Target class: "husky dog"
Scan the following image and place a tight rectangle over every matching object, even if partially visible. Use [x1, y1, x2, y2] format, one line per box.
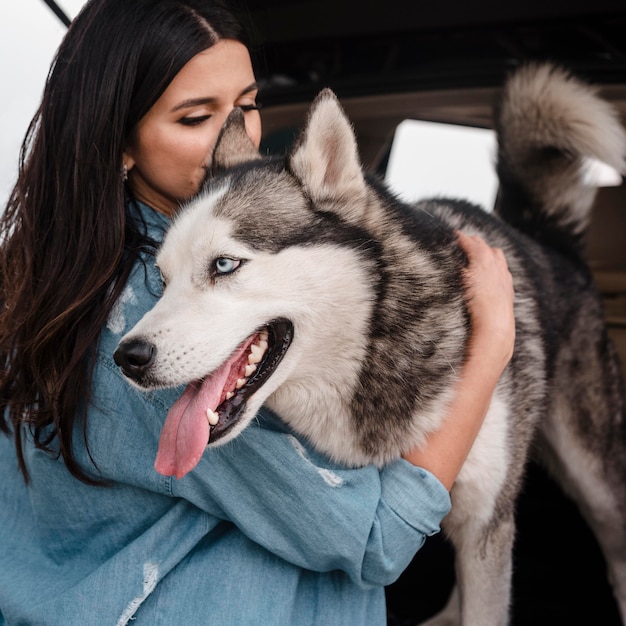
[114, 64, 626, 625]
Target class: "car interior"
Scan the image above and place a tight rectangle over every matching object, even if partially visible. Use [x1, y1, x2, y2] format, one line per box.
[242, 1, 626, 623]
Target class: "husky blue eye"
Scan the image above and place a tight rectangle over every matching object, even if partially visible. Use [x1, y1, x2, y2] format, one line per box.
[215, 257, 240, 274]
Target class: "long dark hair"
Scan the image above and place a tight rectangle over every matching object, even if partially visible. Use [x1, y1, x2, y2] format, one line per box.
[0, 0, 250, 483]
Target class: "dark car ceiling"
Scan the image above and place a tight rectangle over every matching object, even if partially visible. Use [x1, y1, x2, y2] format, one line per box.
[42, 0, 626, 106]
[239, 0, 626, 105]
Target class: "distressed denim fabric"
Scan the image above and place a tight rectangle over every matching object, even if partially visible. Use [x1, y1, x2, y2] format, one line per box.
[0, 202, 450, 626]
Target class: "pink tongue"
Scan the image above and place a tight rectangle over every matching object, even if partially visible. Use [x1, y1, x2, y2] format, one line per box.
[155, 339, 255, 479]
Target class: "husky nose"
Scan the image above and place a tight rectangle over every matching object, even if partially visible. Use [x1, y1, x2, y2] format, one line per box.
[113, 338, 156, 380]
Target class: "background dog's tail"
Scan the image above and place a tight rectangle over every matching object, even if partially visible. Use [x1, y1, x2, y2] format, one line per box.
[494, 62, 626, 253]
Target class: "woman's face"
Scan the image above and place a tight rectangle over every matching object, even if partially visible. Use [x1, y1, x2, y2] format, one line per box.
[124, 39, 262, 217]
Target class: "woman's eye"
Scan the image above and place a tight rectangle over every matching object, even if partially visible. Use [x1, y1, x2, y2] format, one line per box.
[214, 257, 241, 275]
[178, 115, 211, 126]
[238, 102, 262, 113]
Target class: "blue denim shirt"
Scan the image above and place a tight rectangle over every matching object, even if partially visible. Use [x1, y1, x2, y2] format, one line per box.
[0, 201, 450, 625]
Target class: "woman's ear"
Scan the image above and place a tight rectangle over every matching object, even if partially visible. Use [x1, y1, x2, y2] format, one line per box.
[122, 151, 135, 173]
[122, 151, 135, 181]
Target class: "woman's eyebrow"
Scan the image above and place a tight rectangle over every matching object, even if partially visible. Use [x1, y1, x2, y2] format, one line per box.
[171, 97, 217, 113]
[240, 81, 259, 96]
[171, 83, 259, 113]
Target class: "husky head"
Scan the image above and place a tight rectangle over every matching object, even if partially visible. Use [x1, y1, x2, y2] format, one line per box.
[114, 91, 389, 478]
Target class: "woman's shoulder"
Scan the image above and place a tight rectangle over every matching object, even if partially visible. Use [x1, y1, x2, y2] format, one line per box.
[105, 200, 169, 335]
[95, 201, 175, 410]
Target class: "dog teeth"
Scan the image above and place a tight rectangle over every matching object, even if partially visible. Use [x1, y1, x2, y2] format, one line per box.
[248, 330, 270, 367]
[249, 343, 264, 364]
[206, 408, 219, 426]
[218, 331, 267, 403]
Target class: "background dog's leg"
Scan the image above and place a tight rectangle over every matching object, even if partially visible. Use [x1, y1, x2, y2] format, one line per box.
[537, 426, 626, 623]
[416, 514, 516, 626]
[600, 526, 626, 623]
[454, 515, 515, 626]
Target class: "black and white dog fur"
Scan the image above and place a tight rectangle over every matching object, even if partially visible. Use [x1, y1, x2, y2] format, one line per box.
[114, 64, 626, 624]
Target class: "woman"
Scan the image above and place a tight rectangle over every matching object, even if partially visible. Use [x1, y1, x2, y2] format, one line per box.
[0, 0, 514, 624]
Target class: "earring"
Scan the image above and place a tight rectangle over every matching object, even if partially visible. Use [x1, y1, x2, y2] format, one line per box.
[122, 162, 128, 182]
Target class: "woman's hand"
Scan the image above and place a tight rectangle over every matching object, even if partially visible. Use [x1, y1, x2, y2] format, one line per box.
[402, 231, 515, 490]
[457, 231, 515, 377]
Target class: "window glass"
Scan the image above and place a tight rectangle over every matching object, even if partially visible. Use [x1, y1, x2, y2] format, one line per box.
[385, 119, 498, 212]
[0, 1, 85, 206]
[384, 118, 622, 215]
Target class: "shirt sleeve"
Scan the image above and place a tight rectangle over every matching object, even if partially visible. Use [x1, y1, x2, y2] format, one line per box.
[170, 409, 451, 588]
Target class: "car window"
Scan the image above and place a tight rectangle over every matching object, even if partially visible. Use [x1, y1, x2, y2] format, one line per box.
[0, 1, 86, 207]
[385, 120, 498, 211]
[384, 118, 623, 214]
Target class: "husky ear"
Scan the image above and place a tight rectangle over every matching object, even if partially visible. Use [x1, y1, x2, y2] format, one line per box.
[211, 108, 262, 171]
[288, 89, 367, 219]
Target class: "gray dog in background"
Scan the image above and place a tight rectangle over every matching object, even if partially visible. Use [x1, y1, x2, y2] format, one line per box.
[115, 64, 626, 624]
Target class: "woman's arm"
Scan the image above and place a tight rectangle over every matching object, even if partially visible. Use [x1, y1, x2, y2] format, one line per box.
[402, 232, 515, 489]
